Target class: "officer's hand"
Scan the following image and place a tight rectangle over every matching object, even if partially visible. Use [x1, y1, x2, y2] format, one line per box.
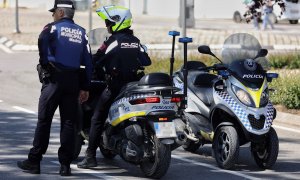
[79, 90, 89, 104]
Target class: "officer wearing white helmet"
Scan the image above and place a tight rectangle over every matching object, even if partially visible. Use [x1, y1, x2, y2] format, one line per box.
[77, 5, 151, 168]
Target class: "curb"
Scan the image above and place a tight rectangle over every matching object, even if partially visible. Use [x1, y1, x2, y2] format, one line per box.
[0, 36, 38, 52]
[275, 111, 300, 127]
[1, 36, 300, 52]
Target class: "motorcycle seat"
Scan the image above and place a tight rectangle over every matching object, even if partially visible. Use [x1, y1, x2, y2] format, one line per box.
[189, 73, 217, 107]
[138, 72, 172, 86]
[193, 73, 217, 88]
[177, 69, 216, 106]
[180, 60, 207, 71]
[115, 73, 173, 100]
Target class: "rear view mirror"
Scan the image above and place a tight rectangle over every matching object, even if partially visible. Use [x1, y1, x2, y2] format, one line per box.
[198, 45, 212, 55]
[254, 49, 268, 59]
[198, 45, 222, 63]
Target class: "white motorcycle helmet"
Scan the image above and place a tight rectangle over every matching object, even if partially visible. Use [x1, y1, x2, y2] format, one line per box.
[96, 5, 132, 32]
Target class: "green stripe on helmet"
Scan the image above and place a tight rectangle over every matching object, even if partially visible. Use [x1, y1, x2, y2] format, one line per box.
[112, 19, 132, 31]
[96, 11, 108, 20]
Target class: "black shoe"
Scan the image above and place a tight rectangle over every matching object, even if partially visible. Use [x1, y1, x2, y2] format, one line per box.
[59, 164, 71, 176]
[17, 159, 40, 174]
[77, 156, 97, 169]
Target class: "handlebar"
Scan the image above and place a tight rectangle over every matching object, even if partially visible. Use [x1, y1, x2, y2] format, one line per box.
[198, 64, 227, 71]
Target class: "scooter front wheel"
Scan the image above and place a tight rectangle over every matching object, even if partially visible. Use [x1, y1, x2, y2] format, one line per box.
[99, 145, 117, 159]
[213, 126, 239, 169]
[99, 130, 117, 159]
[251, 127, 279, 169]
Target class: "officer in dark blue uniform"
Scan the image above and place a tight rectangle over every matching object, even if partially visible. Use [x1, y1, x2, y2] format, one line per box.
[17, 0, 92, 176]
[77, 5, 151, 169]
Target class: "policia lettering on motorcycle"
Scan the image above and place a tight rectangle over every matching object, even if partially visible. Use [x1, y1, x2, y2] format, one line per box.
[77, 5, 151, 168]
[17, 0, 93, 176]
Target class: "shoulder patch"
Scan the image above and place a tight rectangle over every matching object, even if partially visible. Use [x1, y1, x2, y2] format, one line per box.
[50, 25, 56, 33]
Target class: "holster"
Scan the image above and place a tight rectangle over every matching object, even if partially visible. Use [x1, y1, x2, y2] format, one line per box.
[36, 64, 51, 83]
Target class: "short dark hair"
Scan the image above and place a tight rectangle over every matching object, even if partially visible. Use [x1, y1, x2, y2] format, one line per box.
[57, 7, 75, 19]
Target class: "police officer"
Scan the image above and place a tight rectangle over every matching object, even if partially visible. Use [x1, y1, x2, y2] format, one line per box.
[262, 0, 275, 30]
[17, 0, 92, 176]
[244, 0, 262, 29]
[77, 5, 151, 168]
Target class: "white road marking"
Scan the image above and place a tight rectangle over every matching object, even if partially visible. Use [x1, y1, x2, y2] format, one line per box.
[0, 100, 3, 103]
[12, 106, 300, 135]
[172, 155, 260, 180]
[51, 161, 122, 180]
[11, 106, 62, 121]
[8, 105, 300, 179]
[12, 106, 36, 114]
[0, 44, 13, 53]
[273, 125, 300, 134]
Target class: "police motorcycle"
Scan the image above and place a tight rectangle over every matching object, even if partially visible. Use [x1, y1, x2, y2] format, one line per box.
[75, 28, 185, 179]
[171, 32, 279, 170]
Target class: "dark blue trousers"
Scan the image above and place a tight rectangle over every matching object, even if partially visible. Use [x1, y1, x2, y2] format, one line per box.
[28, 71, 79, 165]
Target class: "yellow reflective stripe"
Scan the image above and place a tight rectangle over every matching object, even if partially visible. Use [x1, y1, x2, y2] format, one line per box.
[200, 130, 214, 141]
[96, 11, 108, 20]
[111, 111, 146, 126]
[112, 19, 132, 31]
[244, 79, 266, 108]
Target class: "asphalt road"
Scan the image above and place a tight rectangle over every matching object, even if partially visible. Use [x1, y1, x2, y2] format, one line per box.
[1, 51, 300, 179]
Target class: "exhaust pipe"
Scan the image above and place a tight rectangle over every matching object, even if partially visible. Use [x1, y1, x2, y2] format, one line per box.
[178, 133, 187, 141]
[176, 132, 187, 145]
[174, 118, 198, 144]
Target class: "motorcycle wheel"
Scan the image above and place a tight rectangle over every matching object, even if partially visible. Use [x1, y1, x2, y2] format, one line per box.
[99, 129, 117, 159]
[99, 145, 117, 159]
[213, 126, 239, 169]
[182, 139, 201, 153]
[140, 135, 171, 179]
[251, 127, 278, 169]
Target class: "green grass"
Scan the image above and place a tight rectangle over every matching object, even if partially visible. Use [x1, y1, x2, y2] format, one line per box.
[144, 54, 217, 74]
[269, 70, 300, 109]
[269, 53, 300, 69]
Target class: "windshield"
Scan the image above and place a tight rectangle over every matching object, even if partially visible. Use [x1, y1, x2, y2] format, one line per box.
[221, 33, 269, 70]
[87, 28, 109, 53]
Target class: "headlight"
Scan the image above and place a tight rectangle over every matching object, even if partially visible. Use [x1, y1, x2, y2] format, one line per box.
[232, 85, 255, 107]
[260, 89, 269, 107]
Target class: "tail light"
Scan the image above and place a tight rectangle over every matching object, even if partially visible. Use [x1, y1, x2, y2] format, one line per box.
[129, 97, 160, 105]
[171, 97, 182, 103]
[159, 117, 168, 121]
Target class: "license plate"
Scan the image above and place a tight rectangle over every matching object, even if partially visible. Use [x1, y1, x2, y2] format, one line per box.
[154, 122, 177, 138]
